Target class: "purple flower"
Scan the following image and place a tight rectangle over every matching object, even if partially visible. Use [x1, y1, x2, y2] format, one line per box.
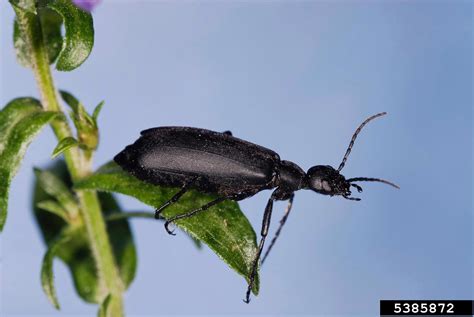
[73, 0, 101, 11]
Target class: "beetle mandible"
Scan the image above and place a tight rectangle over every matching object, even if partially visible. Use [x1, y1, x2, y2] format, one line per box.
[114, 112, 399, 303]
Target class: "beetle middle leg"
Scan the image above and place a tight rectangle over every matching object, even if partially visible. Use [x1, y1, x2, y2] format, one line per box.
[163, 197, 227, 235]
[154, 178, 198, 219]
[244, 194, 276, 303]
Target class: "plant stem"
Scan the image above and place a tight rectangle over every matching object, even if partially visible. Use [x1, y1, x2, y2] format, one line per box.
[106, 211, 155, 222]
[15, 9, 124, 315]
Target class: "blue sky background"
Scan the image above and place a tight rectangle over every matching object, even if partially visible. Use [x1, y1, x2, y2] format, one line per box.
[0, 1, 472, 316]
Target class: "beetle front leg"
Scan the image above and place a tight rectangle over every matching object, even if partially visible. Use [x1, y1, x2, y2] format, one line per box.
[261, 193, 294, 265]
[244, 194, 275, 303]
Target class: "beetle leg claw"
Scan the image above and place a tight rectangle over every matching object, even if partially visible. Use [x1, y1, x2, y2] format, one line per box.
[164, 221, 176, 235]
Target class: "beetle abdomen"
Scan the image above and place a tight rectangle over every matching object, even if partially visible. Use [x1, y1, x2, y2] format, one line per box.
[114, 127, 280, 196]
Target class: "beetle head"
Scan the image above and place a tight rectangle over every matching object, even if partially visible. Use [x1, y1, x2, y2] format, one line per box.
[306, 165, 354, 198]
[306, 112, 399, 201]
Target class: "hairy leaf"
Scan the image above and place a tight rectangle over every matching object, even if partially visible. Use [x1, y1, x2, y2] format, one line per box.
[41, 229, 71, 309]
[51, 137, 79, 158]
[13, 19, 33, 68]
[0, 98, 58, 230]
[38, 6, 63, 64]
[33, 160, 137, 303]
[44, 0, 94, 71]
[59, 91, 98, 150]
[76, 161, 260, 294]
[10, 1, 39, 68]
[11, 0, 92, 70]
[9, 0, 36, 14]
[13, 3, 61, 67]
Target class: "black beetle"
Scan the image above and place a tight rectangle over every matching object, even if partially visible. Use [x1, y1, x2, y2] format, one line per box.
[114, 112, 399, 303]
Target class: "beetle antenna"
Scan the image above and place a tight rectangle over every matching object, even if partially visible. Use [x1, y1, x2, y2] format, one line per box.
[347, 177, 400, 189]
[337, 112, 387, 172]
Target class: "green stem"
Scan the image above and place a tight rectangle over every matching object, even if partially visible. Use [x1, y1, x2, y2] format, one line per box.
[106, 211, 155, 222]
[14, 8, 124, 315]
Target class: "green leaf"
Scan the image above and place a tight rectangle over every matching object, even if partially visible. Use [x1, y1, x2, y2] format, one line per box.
[92, 101, 104, 124]
[96, 294, 121, 317]
[97, 294, 112, 317]
[59, 91, 98, 150]
[13, 19, 33, 68]
[34, 167, 79, 220]
[190, 236, 203, 249]
[38, 6, 63, 64]
[9, 0, 36, 14]
[44, 0, 94, 71]
[59, 90, 80, 112]
[41, 229, 71, 309]
[59, 90, 95, 128]
[37, 200, 70, 223]
[11, 0, 90, 69]
[13, 5, 61, 67]
[51, 136, 79, 158]
[0, 97, 59, 231]
[10, 1, 40, 68]
[76, 161, 260, 294]
[33, 160, 137, 303]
